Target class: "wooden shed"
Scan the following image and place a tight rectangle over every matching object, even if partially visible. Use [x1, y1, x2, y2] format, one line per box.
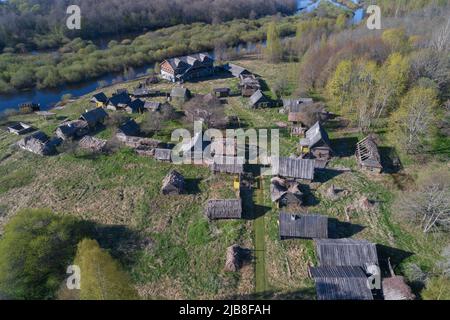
[210, 157, 244, 175]
[205, 199, 242, 220]
[356, 136, 383, 173]
[213, 87, 231, 98]
[91, 92, 108, 107]
[19, 102, 40, 114]
[17, 131, 57, 156]
[80, 108, 108, 128]
[125, 99, 145, 114]
[161, 170, 185, 195]
[272, 157, 315, 181]
[249, 90, 271, 108]
[56, 120, 89, 140]
[314, 239, 379, 270]
[107, 92, 131, 111]
[7, 122, 33, 135]
[118, 119, 140, 137]
[279, 213, 328, 240]
[154, 148, 172, 162]
[309, 266, 374, 300]
[299, 122, 332, 161]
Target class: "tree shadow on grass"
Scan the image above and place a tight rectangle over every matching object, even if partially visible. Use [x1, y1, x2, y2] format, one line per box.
[379, 146, 402, 174]
[314, 168, 344, 184]
[184, 178, 202, 195]
[376, 244, 415, 277]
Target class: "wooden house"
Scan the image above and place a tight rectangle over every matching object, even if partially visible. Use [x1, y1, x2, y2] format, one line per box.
[356, 136, 383, 173]
[227, 63, 251, 78]
[118, 119, 140, 137]
[270, 177, 303, 208]
[213, 87, 231, 98]
[125, 99, 145, 114]
[107, 92, 131, 111]
[90, 92, 108, 107]
[309, 266, 374, 300]
[154, 148, 172, 162]
[144, 101, 161, 112]
[56, 120, 89, 140]
[19, 102, 40, 114]
[205, 199, 242, 220]
[314, 238, 379, 271]
[161, 170, 185, 195]
[170, 87, 191, 102]
[160, 53, 214, 82]
[279, 213, 328, 240]
[80, 108, 108, 128]
[272, 157, 315, 181]
[299, 122, 332, 161]
[17, 131, 58, 156]
[249, 90, 271, 109]
[7, 122, 33, 135]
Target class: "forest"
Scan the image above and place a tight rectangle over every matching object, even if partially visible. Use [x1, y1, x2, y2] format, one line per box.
[0, 0, 297, 51]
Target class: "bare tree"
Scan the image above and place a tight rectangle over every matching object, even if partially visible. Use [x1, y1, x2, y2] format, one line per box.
[431, 17, 450, 52]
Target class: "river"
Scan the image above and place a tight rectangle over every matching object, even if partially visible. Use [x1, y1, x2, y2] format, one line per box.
[0, 1, 364, 112]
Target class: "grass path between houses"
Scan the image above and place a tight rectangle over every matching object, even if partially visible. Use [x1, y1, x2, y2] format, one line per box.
[254, 177, 268, 294]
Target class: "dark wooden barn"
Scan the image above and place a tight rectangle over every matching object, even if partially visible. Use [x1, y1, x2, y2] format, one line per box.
[309, 266, 374, 300]
[272, 157, 315, 181]
[205, 199, 242, 220]
[80, 108, 108, 128]
[279, 213, 328, 240]
[314, 239, 379, 270]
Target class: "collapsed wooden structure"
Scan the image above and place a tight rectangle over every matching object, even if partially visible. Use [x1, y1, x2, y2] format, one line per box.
[270, 177, 303, 208]
[356, 136, 383, 173]
[205, 199, 242, 220]
[17, 131, 59, 156]
[161, 170, 185, 195]
[279, 213, 328, 240]
[78, 135, 107, 153]
[224, 244, 247, 272]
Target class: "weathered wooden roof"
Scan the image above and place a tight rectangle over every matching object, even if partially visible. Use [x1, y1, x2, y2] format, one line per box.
[279, 213, 328, 239]
[17, 131, 56, 156]
[144, 101, 161, 111]
[92, 92, 108, 103]
[300, 121, 331, 148]
[356, 136, 382, 169]
[249, 90, 266, 106]
[310, 266, 374, 300]
[154, 148, 172, 161]
[283, 98, 314, 112]
[315, 239, 379, 269]
[205, 199, 242, 220]
[78, 135, 107, 152]
[210, 157, 244, 174]
[228, 63, 250, 77]
[108, 92, 131, 106]
[80, 108, 108, 126]
[118, 119, 140, 136]
[171, 86, 190, 98]
[272, 157, 315, 180]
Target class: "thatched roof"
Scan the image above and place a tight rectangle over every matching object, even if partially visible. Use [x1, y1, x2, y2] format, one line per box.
[356, 136, 382, 171]
[161, 170, 185, 195]
[78, 136, 107, 152]
[224, 245, 246, 272]
[210, 156, 244, 174]
[382, 276, 415, 300]
[272, 157, 315, 180]
[315, 239, 379, 270]
[205, 199, 242, 220]
[300, 121, 331, 149]
[279, 213, 328, 239]
[154, 148, 172, 161]
[310, 266, 374, 300]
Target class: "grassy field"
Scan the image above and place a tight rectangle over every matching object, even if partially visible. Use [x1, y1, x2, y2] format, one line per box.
[0, 55, 448, 299]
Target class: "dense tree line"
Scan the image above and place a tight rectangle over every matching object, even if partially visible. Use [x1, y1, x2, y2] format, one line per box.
[0, 0, 297, 51]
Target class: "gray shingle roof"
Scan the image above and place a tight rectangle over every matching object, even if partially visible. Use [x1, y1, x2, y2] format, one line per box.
[300, 121, 331, 148]
[249, 90, 265, 106]
[279, 213, 328, 239]
[205, 199, 242, 220]
[315, 239, 379, 269]
[272, 157, 315, 180]
[310, 266, 374, 300]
